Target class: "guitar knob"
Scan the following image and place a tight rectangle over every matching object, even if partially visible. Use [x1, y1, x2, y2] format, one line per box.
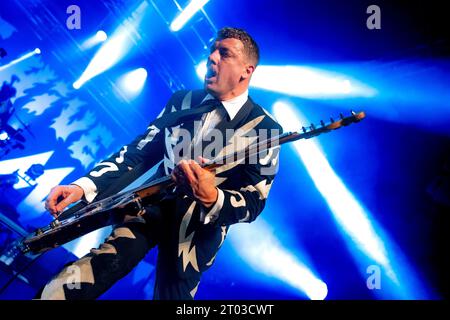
[50, 219, 61, 229]
[35, 228, 43, 236]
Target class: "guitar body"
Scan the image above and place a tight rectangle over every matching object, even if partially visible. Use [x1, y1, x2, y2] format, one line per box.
[21, 179, 173, 254]
[22, 197, 138, 254]
[23, 203, 135, 254]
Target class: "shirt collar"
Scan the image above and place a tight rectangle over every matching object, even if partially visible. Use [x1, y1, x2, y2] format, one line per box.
[201, 90, 249, 121]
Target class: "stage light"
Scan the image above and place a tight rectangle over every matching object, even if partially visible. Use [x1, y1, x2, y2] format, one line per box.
[96, 30, 108, 42]
[273, 100, 391, 263]
[0, 48, 42, 72]
[0, 131, 8, 141]
[230, 218, 328, 300]
[117, 67, 148, 98]
[80, 30, 108, 50]
[72, 81, 81, 90]
[272, 100, 429, 299]
[25, 164, 45, 180]
[73, 1, 148, 89]
[194, 62, 374, 99]
[196, 59, 207, 79]
[170, 0, 210, 32]
[252, 65, 375, 99]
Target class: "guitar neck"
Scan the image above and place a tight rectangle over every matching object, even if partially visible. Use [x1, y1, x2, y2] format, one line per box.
[112, 132, 288, 201]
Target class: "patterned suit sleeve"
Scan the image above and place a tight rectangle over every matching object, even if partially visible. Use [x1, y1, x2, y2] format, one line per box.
[203, 122, 283, 226]
[72, 91, 186, 202]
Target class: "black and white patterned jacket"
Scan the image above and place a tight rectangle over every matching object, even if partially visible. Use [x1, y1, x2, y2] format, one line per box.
[73, 89, 283, 279]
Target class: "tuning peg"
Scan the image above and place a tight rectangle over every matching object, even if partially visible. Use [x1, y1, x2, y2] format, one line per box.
[302, 126, 307, 133]
[320, 120, 325, 127]
[340, 113, 344, 119]
[330, 117, 335, 123]
[351, 110, 356, 115]
[310, 123, 316, 130]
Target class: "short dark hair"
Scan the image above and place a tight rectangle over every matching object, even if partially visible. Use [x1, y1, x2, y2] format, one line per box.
[216, 27, 260, 66]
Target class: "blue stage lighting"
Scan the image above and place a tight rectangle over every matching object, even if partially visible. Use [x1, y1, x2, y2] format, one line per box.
[73, 1, 148, 89]
[0, 131, 9, 141]
[196, 59, 207, 79]
[96, 30, 108, 42]
[272, 100, 430, 299]
[252, 65, 376, 99]
[80, 31, 108, 50]
[194, 62, 375, 99]
[72, 80, 81, 90]
[230, 219, 328, 300]
[0, 48, 41, 71]
[170, 0, 211, 32]
[117, 67, 148, 98]
[273, 101, 390, 264]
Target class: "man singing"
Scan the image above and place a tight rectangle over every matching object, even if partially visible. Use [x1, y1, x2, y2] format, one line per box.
[37, 27, 283, 300]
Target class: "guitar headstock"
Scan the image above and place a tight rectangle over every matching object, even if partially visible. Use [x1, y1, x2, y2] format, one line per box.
[281, 110, 366, 143]
[327, 111, 366, 129]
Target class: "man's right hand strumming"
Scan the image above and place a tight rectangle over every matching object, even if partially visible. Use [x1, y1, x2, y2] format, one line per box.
[45, 185, 84, 218]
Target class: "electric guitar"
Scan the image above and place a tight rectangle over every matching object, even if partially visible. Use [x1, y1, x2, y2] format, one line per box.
[9, 111, 366, 256]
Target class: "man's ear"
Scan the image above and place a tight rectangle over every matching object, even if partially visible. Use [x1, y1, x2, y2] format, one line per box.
[241, 64, 255, 80]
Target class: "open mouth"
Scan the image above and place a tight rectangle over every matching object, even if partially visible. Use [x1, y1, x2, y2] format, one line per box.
[205, 68, 217, 79]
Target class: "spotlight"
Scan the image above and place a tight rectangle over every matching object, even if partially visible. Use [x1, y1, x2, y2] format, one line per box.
[230, 219, 328, 300]
[252, 65, 375, 98]
[272, 100, 390, 266]
[73, 1, 149, 88]
[80, 30, 109, 50]
[194, 62, 375, 98]
[170, 0, 211, 32]
[72, 81, 81, 90]
[117, 67, 147, 98]
[271, 100, 430, 299]
[0, 131, 8, 141]
[195, 60, 207, 79]
[95, 30, 108, 42]
[0, 48, 42, 72]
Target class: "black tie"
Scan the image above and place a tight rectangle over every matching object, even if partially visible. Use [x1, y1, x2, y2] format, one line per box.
[150, 98, 223, 130]
[192, 100, 230, 161]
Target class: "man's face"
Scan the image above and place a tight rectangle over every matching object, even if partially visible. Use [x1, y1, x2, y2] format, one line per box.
[204, 38, 252, 100]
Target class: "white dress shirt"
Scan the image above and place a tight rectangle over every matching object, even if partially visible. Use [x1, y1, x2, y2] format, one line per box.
[194, 90, 249, 223]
